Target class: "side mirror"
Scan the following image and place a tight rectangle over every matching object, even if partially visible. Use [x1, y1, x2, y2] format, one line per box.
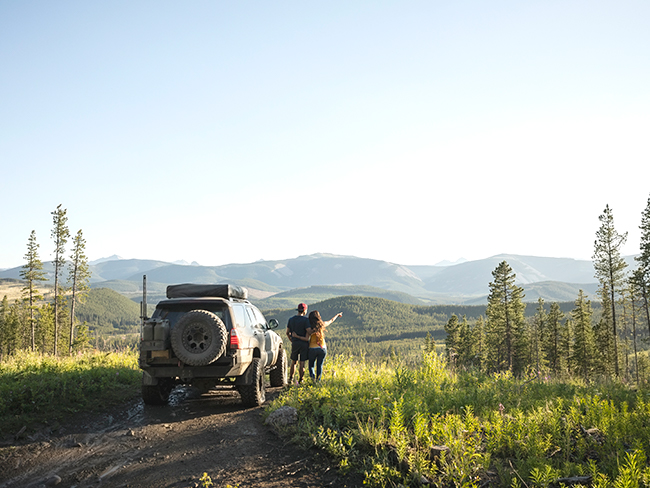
[268, 318, 279, 330]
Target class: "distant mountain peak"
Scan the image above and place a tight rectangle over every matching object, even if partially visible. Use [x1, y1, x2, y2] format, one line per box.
[89, 255, 124, 265]
[435, 258, 468, 267]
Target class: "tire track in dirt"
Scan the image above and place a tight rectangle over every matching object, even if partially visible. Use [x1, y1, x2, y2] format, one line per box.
[0, 386, 363, 488]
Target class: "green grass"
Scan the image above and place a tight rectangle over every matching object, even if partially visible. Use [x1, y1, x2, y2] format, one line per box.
[0, 349, 141, 437]
[268, 354, 650, 487]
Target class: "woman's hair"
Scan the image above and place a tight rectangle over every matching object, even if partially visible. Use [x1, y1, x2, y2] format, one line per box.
[309, 310, 325, 331]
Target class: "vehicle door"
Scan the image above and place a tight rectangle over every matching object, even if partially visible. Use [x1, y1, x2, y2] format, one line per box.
[247, 305, 275, 367]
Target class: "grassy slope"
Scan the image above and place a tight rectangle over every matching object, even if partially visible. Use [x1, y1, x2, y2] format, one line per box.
[270, 355, 650, 487]
[0, 350, 140, 438]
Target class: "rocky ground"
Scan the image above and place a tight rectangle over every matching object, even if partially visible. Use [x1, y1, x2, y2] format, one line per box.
[0, 386, 364, 488]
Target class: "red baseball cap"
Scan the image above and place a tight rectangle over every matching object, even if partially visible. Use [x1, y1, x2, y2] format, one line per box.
[297, 303, 307, 312]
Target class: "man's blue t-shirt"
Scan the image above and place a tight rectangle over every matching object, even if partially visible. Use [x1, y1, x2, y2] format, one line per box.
[287, 315, 310, 345]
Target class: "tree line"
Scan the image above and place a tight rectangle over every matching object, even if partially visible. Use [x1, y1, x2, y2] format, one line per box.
[445, 196, 650, 383]
[0, 205, 91, 358]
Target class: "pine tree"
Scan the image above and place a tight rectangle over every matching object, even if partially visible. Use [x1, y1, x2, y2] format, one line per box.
[424, 331, 436, 354]
[0, 296, 8, 360]
[559, 318, 573, 377]
[593, 204, 628, 376]
[531, 298, 547, 373]
[486, 261, 527, 373]
[457, 315, 473, 367]
[473, 315, 487, 371]
[36, 303, 55, 354]
[444, 314, 460, 368]
[19, 230, 47, 352]
[544, 302, 565, 375]
[635, 194, 650, 335]
[594, 285, 615, 376]
[67, 229, 91, 354]
[1, 299, 21, 356]
[570, 290, 595, 382]
[629, 274, 643, 385]
[51, 204, 70, 356]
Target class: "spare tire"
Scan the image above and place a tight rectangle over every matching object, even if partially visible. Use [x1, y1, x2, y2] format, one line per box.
[171, 310, 227, 366]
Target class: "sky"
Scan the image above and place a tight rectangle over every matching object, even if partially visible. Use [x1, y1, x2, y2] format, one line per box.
[1, 1, 649, 270]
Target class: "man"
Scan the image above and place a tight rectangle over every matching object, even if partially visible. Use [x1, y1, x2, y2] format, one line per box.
[286, 302, 310, 385]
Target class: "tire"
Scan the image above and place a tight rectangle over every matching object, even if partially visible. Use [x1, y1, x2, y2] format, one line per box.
[269, 349, 287, 387]
[170, 310, 227, 366]
[142, 378, 174, 405]
[239, 358, 266, 407]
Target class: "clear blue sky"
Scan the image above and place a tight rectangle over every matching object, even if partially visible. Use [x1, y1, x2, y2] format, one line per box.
[2, 1, 649, 269]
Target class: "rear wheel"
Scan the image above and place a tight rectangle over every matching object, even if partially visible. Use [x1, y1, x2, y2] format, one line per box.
[142, 378, 174, 405]
[269, 349, 287, 387]
[239, 358, 266, 407]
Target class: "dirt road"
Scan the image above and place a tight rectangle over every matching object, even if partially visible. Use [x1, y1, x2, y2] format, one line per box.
[0, 386, 363, 488]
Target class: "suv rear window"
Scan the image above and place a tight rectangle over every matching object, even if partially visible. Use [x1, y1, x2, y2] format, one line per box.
[152, 303, 228, 329]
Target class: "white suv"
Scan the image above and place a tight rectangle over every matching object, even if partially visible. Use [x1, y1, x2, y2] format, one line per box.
[138, 284, 286, 407]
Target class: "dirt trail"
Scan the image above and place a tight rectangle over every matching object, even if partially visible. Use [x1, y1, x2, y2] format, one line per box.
[0, 386, 363, 488]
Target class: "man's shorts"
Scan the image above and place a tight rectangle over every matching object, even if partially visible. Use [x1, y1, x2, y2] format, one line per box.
[290, 342, 309, 362]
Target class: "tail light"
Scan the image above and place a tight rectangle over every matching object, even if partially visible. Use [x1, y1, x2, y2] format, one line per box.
[229, 328, 240, 349]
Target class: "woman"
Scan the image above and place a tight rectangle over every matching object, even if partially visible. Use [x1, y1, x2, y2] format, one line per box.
[306, 310, 342, 382]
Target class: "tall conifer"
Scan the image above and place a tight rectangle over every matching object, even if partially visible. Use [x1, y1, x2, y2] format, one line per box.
[544, 302, 565, 376]
[20, 231, 46, 351]
[51, 204, 70, 356]
[570, 290, 595, 382]
[68, 229, 91, 354]
[593, 204, 627, 376]
[635, 194, 650, 334]
[486, 261, 526, 373]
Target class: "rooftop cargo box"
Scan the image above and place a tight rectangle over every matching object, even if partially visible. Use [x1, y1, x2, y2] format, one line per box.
[166, 284, 248, 300]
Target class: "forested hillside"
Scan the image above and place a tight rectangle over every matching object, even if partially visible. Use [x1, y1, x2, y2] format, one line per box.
[75, 288, 141, 335]
[263, 295, 594, 361]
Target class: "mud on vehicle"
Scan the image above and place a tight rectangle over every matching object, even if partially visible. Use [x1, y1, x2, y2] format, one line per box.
[138, 280, 287, 407]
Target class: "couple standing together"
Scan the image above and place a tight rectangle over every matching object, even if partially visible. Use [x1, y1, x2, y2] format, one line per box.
[286, 302, 342, 384]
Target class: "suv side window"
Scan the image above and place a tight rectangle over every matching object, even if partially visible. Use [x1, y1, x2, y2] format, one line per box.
[246, 305, 264, 330]
[231, 304, 246, 329]
[251, 306, 268, 329]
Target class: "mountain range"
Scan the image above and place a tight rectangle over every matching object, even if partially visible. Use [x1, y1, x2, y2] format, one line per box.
[1, 252, 638, 305]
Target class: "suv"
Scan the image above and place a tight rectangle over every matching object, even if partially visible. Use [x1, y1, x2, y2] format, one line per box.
[138, 283, 287, 407]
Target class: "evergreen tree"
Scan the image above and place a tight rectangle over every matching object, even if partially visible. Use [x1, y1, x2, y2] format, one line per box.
[594, 285, 615, 376]
[531, 298, 547, 373]
[558, 318, 573, 377]
[51, 204, 70, 356]
[570, 290, 595, 382]
[20, 230, 46, 352]
[631, 268, 650, 338]
[1, 300, 21, 356]
[444, 314, 460, 368]
[544, 302, 565, 375]
[67, 229, 91, 354]
[635, 194, 650, 335]
[593, 204, 628, 376]
[457, 315, 473, 367]
[0, 296, 8, 360]
[424, 331, 435, 354]
[486, 261, 527, 373]
[473, 315, 487, 371]
[36, 303, 55, 354]
[629, 274, 642, 385]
